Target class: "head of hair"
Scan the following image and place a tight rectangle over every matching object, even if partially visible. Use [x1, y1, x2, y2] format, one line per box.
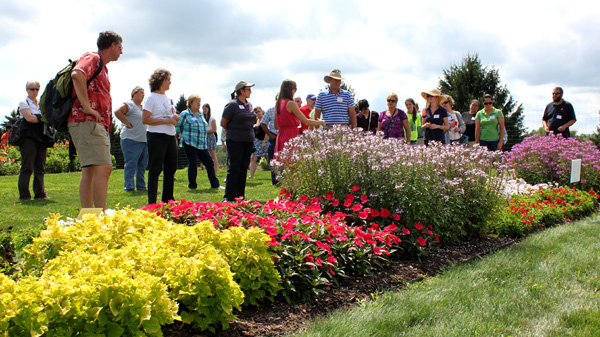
[357, 99, 369, 111]
[554, 87, 564, 95]
[444, 95, 455, 107]
[97, 31, 122, 51]
[149, 68, 171, 92]
[202, 103, 211, 121]
[470, 99, 480, 105]
[386, 92, 399, 102]
[483, 93, 493, 101]
[187, 94, 201, 109]
[276, 79, 297, 114]
[25, 80, 40, 90]
[405, 98, 417, 122]
[131, 86, 144, 98]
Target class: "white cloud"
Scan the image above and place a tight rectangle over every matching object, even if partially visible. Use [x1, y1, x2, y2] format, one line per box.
[1, 0, 598, 135]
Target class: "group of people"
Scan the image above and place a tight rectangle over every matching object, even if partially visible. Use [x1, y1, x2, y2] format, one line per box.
[13, 30, 577, 210]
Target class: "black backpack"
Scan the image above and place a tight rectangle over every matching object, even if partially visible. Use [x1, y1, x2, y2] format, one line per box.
[8, 108, 26, 146]
[39, 57, 103, 132]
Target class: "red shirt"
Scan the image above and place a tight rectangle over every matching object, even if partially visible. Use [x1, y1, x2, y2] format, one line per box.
[299, 105, 312, 131]
[67, 52, 112, 130]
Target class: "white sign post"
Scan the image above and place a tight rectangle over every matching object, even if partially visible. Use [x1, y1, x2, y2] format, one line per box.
[570, 159, 582, 184]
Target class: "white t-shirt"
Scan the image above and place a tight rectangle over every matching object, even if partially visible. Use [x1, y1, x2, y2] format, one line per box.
[205, 115, 216, 132]
[18, 97, 41, 116]
[143, 93, 176, 136]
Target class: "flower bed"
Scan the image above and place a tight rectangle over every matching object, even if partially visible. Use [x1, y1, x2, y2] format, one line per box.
[504, 134, 600, 191]
[272, 127, 507, 241]
[489, 186, 598, 237]
[141, 190, 438, 303]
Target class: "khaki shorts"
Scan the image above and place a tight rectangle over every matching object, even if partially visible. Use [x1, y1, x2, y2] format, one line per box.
[68, 121, 111, 167]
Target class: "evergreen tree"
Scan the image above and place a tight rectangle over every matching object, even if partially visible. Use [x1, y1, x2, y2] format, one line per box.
[439, 53, 527, 150]
[1, 110, 18, 129]
[175, 94, 187, 114]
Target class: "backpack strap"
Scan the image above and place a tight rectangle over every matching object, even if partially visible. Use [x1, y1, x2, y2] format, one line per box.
[87, 56, 104, 85]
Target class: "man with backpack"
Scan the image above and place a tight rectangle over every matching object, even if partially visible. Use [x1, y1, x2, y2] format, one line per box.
[68, 31, 123, 210]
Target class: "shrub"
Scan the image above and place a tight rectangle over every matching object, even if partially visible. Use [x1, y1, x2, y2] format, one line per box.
[272, 127, 506, 242]
[0, 146, 20, 176]
[13, 209, 280, 333]
[488, 186, 599, 237]
[504, 134, 600, 191]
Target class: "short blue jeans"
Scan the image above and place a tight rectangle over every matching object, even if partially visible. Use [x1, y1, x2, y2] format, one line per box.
[120, 138, 148, 191]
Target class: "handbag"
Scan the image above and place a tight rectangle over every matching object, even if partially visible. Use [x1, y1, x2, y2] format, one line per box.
[8, 108, 27, 146]
[42, 123, 56, 147]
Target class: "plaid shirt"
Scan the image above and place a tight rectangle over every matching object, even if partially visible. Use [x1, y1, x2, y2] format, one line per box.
[176, 109, 208, 150]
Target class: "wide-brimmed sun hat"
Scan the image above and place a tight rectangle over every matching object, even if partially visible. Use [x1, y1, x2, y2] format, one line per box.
[421, 89, 442, 100]
[324, 69, 345, 83]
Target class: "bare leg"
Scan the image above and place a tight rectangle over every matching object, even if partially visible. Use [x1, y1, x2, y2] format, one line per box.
[209, 149, 218, 174]
[249, 155, 258, 179]
[79, 164, 112, 210]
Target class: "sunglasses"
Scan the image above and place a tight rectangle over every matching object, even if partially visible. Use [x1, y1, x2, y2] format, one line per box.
[552, 92, 561, 95]
[28, 88, 40, 91]
[442, 101, 449, 104]
[387, 99, 397, 103]
[483, 102, 493, 105]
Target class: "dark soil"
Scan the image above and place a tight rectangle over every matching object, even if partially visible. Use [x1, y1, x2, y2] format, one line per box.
[162, 235, 518, 337]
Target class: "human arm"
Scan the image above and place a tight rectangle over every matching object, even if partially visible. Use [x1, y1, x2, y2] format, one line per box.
[71, 69, 100, 121]
[498, 117, 505, 149]
[475, 119, 481, 143]
[287, 101, 326, 127]
[142, 109, 178, 126]
[19, 108, 41, 124]
[313, 108, 322, 120]
[207, 118, 217, 134]
[348, 106, 357, 128]
[114, 104, 132, 128]
[403, 118, 411, 141]
[557, 119, 576, 133]
[456, 113, 466, 133]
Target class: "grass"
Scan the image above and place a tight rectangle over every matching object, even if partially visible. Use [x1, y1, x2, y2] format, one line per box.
[0, 167, 279, 232]
[296, 214, 600, 337]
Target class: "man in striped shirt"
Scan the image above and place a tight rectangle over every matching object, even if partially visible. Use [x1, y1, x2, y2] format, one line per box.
[314, 69, 356, 128]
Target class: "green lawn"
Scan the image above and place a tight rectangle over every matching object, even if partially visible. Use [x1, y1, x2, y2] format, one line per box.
[0, 168, 279, 232]
[296, 214, 600, 337]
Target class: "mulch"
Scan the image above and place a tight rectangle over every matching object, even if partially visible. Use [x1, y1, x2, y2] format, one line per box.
[162, 235, 518, 337]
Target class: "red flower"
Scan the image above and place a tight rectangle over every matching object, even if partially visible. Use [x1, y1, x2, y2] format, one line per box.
[345, 194, 355, 202]
[279, 188, 286, 195]
[417, 237, 426, 246]
[392, 213, 401, 221]
[327, 255, 338, 264]
[373, 246, 382, 255]
[326, 191, 334, 200]
[332, 199, 340, 207]
[360, 194, 368, 204]
[402, 227, 410, 235]
[299, 195, 309, 203]
[358, 209, 369, 219]
[352, 204, 363, 212]
[352, 185, 360, 192]
[415, 222, 424, 230]
[380, 208, 391, 218]
[371, 209, 380, 217]
[344, 199, 352, 207]
[435, 235, 440, 243]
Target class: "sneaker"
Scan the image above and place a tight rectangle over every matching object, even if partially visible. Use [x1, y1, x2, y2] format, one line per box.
[218, 186, 226, 190]
[34, 193, 48, 199]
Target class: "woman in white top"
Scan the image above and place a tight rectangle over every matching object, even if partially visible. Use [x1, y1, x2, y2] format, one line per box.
[202, 103, 219, 174]
[142, 69, 179, 204]
[17, 80, 48, 200]
[442, 95, 465, 145]
[114, 86, 148, 191]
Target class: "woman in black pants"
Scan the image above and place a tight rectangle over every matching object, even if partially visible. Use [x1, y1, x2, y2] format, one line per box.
[142, 69, 179, 204]
[220, 81, 256, 202]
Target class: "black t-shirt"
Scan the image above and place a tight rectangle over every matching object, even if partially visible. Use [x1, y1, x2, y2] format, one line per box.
[543, 101, 576, 138]
[222, 98, 256, 142]
[424, 106, 448, 143]
[254, 124, 266, 140]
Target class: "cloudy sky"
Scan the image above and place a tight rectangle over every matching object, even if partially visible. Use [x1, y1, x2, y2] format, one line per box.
[1, 0, 599, 134]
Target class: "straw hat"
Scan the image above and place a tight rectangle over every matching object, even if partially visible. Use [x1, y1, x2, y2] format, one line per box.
[324, 69, 345, 83]
[421, 88, 442, 100]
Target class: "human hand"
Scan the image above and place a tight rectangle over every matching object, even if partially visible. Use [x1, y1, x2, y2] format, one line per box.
[84, 107, 101, 121]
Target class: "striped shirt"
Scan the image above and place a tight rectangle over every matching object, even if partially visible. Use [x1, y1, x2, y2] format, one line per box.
[315, 89, 355, 126]
[176, 109, 208, 150]
[260, 107, 278, 135]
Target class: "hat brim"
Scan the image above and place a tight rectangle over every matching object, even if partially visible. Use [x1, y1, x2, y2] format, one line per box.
[421, 91, 441, 100]
[324, 75, 345, 83]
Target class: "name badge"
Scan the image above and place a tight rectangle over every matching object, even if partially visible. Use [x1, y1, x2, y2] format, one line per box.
[433, 114, 439, 119]
[471, 116, 476, 120]
[337, 97, 344, 103]
[557, 115, 563, 120]
[239, 105, 245, 109]
[489, 115, 495, 120]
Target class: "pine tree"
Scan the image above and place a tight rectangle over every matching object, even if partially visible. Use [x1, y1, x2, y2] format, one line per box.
[175, 94, 187, 114]
[439, 53, 527, 150]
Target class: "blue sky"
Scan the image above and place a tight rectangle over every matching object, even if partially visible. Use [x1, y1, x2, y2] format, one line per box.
[1, 0, 599, 133]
